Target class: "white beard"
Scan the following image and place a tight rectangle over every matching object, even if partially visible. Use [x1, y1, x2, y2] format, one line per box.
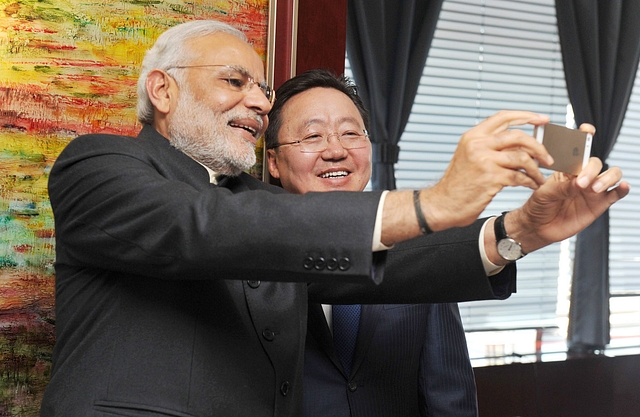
[167, 87, 261, 176]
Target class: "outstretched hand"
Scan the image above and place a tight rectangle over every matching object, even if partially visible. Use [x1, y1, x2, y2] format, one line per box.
[424, 110, 553, 231]
[509, 156, 629, 253]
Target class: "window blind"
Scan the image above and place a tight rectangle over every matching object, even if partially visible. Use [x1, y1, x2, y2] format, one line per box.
[607, 71, 640, 353]
[347, 0, 640, 360]
[393, 0, 569, 336]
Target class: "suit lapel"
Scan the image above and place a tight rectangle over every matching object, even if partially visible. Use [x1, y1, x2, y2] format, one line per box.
[217, 172, 288, 193]
[350, 304, 383, 376]
[308, 304, 384, 378]
[307, 303, 345, 375]
[216, 174, 251, 192]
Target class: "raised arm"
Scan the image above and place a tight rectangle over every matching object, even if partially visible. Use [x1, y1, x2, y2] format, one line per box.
[380, 110, 553, 245]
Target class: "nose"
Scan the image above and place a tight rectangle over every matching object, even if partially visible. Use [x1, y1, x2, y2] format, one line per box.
[321, 134, 349, 160]
[245, 83, 272, 115]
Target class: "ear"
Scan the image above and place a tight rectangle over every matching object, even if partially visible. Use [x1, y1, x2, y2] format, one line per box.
[146, 69, 175, 116]
[266, 149, 281, 179]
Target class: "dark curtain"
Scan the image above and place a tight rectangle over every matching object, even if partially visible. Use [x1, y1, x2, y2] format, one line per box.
[555, 0, 640, 354]
[346, 0, 444, 190]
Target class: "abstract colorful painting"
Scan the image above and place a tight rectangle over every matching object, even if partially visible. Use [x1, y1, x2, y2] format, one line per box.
[0, 0, 269, 414]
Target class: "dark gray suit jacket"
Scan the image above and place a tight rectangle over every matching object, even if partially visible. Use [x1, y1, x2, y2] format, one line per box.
[41, 125, 514, 417]
[304, 303, 477, 417]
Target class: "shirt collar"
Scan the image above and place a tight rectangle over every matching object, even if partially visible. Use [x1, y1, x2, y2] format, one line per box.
[195, 161, 218, 184]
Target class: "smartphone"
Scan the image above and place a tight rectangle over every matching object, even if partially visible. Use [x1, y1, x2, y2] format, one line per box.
[533, 123, 592, 175]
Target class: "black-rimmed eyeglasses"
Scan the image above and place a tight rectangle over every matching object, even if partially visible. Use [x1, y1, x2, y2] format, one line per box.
[271, 130, 370, 153]
[167, 64, 275, 104]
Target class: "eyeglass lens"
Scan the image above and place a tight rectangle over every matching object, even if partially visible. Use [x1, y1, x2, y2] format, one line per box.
[299, 132, 369, 153]
[222, 66, 274, 103]
[168, 65, 275, 104]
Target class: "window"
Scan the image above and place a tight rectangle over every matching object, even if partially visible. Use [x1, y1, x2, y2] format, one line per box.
[396, 0, 570, 365]
[607, 71, 640, 355]
[347, 0, 640, 365]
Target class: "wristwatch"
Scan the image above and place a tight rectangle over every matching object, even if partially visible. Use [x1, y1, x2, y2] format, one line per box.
[494, 211, 525, 262]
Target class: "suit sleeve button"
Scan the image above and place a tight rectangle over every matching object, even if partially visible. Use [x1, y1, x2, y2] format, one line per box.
[280, 381, 290, 396]
[348, 381, 357, 392]
[247, 280, 261, 288]
[314, 257, 326, 270]
[338, 257, 351, 271]
[262, 329, 275, 341]
[303, 256, 314, 270]
[326, 257, 338, 271]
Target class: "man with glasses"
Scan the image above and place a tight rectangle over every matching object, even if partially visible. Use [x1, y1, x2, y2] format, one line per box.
[42, 18, 629, 417]
[265, 69, 478, 417]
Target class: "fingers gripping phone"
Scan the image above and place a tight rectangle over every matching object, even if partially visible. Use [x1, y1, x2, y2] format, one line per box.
[533, 123, 593, 175]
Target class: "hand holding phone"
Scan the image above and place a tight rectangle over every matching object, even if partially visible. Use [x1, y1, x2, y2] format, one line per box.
[533, 123, 592, 175]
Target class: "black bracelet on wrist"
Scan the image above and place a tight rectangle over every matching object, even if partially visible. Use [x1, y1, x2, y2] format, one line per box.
[413, 190, 433, 235]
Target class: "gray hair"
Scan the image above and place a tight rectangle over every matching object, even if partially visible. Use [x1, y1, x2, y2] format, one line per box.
[136, 20, 247, 125]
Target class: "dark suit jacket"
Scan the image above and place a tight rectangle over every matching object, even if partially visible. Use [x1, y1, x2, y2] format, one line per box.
[41, 125, 515, 417]
[304, 303, 477, 417]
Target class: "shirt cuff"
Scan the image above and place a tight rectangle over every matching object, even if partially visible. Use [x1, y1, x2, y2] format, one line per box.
[480, 217, 504, 276]
[372, 190, 393, 252]
[372, 194, 501, 276]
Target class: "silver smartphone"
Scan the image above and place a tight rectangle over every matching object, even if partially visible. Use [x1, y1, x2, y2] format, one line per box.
[533, 123, 592, 175]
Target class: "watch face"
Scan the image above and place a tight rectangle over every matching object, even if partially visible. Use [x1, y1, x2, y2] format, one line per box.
[497, 238, 523, 261]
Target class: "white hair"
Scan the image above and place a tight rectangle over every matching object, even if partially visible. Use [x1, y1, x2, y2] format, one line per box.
[136, 20, 248, 125]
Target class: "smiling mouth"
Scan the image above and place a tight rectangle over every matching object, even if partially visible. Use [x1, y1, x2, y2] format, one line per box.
[229, 122, 258, 138]
[320, 171, 349, 179]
